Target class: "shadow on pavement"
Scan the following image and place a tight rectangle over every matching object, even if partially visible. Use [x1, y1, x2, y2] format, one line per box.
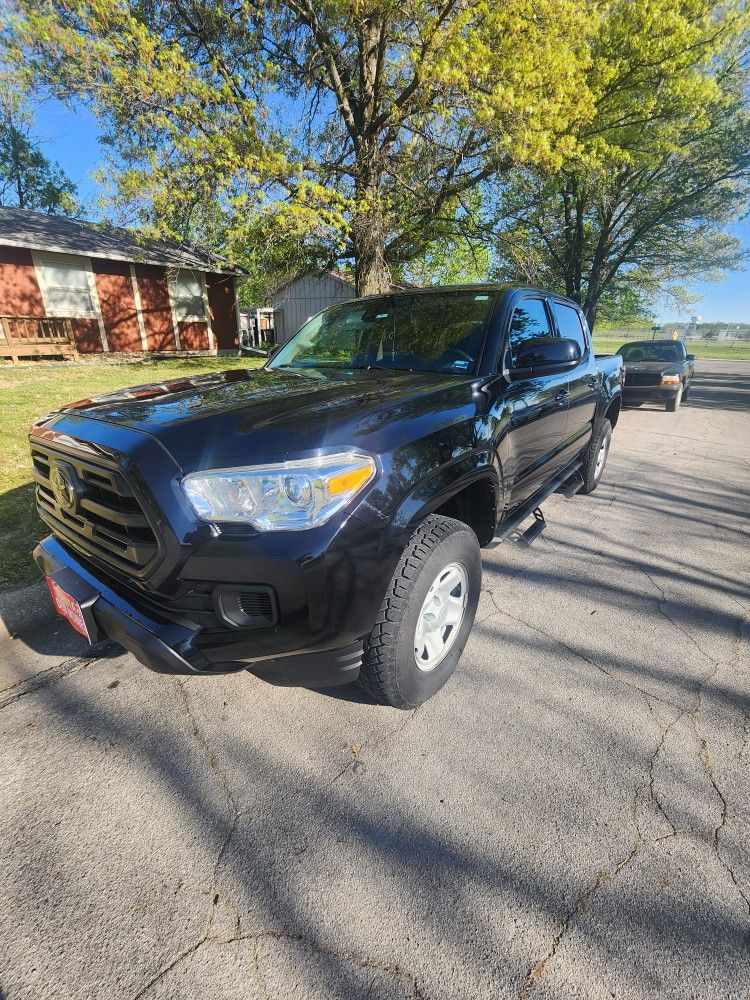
[684, 366, 750, 412]
[1, 360, 749, 997]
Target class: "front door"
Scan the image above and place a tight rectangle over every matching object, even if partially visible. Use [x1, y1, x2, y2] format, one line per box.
[500, 297, 570, 508]
[550, 299, 597, 461]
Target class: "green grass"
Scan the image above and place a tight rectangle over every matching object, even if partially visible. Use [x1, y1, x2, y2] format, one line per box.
[0, 356, 262, 593]
[593, 338, 750, 360]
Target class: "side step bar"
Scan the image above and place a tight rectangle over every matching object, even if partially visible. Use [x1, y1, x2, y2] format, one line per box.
[558, 472, 584, 498]
[518, 508, 546, 546]
[493, 460, 583, 546]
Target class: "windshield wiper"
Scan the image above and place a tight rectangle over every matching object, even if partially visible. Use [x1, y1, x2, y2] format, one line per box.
[274, 362, 349, 369]
[346, 363, 405, 371]
[275, 361, 412, 372]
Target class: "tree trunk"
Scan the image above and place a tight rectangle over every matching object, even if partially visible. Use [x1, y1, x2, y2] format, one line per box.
[7, 117, 26, 210]
[353, 186, 390, 297]
[583, 297, 598, 332]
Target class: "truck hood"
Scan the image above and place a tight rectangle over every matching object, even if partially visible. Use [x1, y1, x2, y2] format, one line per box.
[622, 360, 682, 374]
[49, 366, 477, 472]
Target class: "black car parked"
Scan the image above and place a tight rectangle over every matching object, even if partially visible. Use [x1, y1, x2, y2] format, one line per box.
[618, 339, 695, 411]
[32, 285, 622, 708]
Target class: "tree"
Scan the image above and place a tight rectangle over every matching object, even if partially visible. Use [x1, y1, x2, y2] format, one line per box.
[0, 106, 78, 215]
[594, 284, 654, 330]
[394, 190, 491, 286]
[493, 0, 750, 329]
[6, 1, 595, 295]
[396, 232, 490, 288]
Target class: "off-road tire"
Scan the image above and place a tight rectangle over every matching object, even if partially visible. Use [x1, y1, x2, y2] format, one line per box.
[666, 385, 683, 412]
[359, 515, 481, 709]
[579, 418, 612, 495]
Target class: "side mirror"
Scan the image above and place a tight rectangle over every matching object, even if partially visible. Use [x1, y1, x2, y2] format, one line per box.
[686, 354, 696, 362]
[510, 337, 581, 377]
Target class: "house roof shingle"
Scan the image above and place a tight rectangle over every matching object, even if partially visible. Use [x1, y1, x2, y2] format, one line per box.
[0, 206, 241, 274]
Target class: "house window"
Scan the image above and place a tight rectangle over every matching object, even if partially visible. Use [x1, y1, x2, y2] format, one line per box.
[170, 270, 207, 322]
[38, 257, 96, 317]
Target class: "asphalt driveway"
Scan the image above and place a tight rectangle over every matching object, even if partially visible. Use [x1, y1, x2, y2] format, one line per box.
[1, 360, 748, 1000]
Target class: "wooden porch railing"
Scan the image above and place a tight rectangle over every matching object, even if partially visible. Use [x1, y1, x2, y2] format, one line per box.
[0, 316, 78, 363]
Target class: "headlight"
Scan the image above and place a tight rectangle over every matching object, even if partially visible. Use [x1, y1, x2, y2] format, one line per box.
[182, 452, 376, 530]
[661, 374, 681, 384]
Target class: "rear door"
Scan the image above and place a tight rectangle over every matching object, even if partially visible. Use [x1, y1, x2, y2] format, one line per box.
[551, 299, 597, 460]
[501, 296, 570, 508]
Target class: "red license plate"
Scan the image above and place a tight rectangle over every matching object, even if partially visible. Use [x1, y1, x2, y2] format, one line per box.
[46, 577, 91, 643]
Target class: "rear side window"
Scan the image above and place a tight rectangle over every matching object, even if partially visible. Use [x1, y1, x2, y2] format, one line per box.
[552, 302, 587, 358]
[508, 298, 554, 368]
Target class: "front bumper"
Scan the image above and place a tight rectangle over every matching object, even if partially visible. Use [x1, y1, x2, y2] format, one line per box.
[622, 384, 681, 404]
[34, 536, 363, 687]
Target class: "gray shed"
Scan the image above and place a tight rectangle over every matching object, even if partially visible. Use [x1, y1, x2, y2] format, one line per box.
[270, 270, 416, 344]
[271, 271, 355, 345]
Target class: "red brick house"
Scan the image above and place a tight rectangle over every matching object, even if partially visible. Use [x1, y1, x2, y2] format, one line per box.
[0, 207, 242, 361]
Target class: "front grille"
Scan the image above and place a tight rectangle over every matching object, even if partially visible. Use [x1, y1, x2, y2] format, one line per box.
[31, 441, 160, 577]
[625, 371, 662, 386]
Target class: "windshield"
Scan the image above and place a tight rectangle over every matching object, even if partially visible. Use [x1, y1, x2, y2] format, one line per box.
[268, 290, 496, 375]
[617, 341, 685, 363]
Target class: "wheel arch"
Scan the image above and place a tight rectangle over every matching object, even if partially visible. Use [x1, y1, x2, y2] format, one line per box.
[604, 394, 621, 429]
[385, 451, 503, 553]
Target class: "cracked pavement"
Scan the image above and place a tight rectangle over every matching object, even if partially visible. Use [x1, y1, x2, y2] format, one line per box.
[1, 360, 748, 1000]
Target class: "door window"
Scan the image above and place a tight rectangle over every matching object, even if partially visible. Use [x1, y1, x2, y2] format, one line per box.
[507, 298, 554, 369]
[552, 302, 587, 359]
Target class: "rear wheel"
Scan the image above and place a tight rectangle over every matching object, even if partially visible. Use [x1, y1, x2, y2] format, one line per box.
[579, 418, 612, 495]
[666, 385, 683, 412]
[359, 515, 481, 708]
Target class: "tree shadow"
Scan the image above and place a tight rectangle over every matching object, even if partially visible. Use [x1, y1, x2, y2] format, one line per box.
[683, 366, 750, 412]
[5, 636, 749, 998]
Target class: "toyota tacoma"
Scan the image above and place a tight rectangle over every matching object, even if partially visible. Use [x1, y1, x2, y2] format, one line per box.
[32, 285, 622, 708]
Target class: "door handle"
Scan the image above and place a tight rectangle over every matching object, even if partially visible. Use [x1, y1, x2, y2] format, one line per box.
[587, 376, 598, 389]
[556, 389, 570, 405]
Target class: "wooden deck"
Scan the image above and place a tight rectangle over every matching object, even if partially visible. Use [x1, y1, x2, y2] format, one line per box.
[0, 316, 78, 363]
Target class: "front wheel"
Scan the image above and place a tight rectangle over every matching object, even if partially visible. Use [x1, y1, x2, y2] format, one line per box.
[359, 515, 481, 708]
[579, 418, 612, 495]
[666, 385, 683, 412]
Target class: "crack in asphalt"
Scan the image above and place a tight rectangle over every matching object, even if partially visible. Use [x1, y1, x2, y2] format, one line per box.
[173, 676, 243, 896]
[133, 926, 428, 1000]
[0, 643, 115, 710]
[513, 690, 678, 997]
[487, 597, 682, 714]
[128, 678, 427, 1000]
[694, 727, 750, 917]
[484, 601, 680, 999]
[643, 570, 750, 920]
[492, 590, 750, 997]
[518, 841, 642, 1000]
[327, 704, 421, 786]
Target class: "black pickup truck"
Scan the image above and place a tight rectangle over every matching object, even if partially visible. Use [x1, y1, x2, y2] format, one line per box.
[31, 285, 622, 708]
[618, 339, 695, 411]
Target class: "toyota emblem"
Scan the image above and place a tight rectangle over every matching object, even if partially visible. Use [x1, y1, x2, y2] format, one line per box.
[49, 463, 78, 514]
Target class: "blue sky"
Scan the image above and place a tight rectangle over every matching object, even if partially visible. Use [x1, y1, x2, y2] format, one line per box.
[654, 219, 749, 326]
[32, 99, 750, 324]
